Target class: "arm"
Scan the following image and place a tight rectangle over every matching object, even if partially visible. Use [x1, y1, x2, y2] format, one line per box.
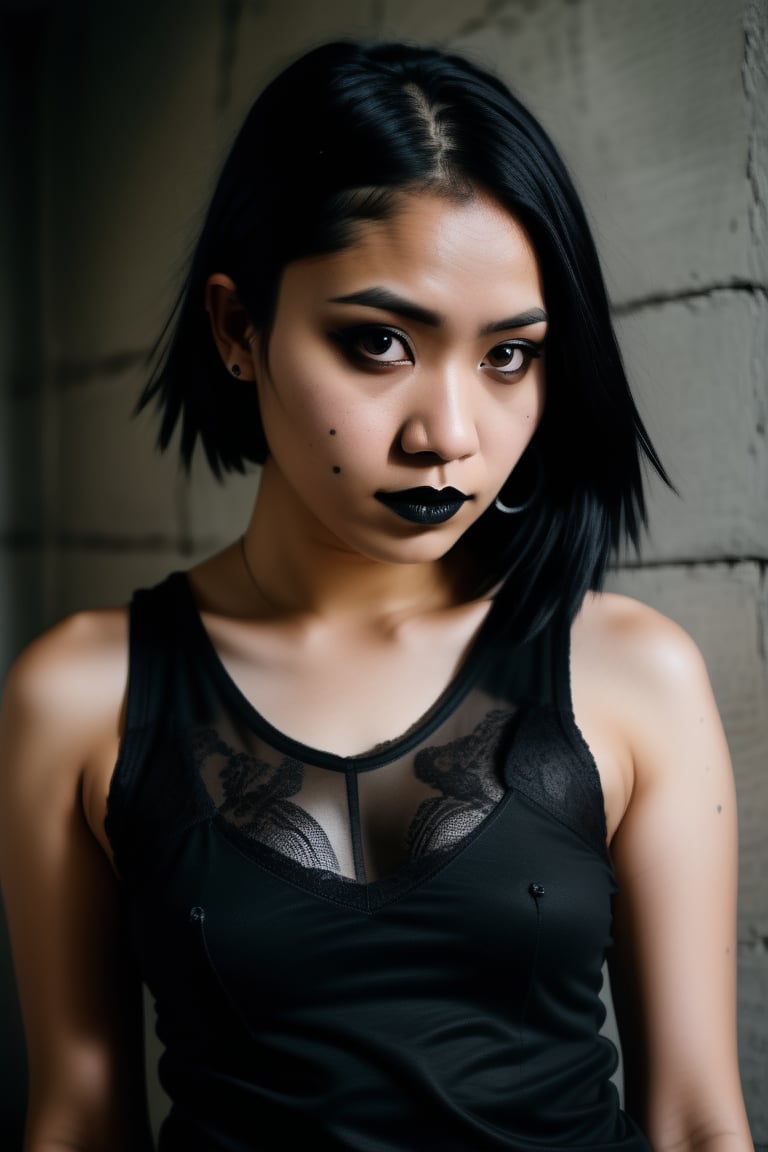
[605, 604, 753, 1150]
[0, 615, 153, 1152]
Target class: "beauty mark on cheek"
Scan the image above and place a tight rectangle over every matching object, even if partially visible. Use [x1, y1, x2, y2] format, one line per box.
[329, 428, 337, 435]
[332, 466, 341, 474]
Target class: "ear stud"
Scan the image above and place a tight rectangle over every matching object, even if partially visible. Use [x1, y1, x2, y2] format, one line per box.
[230, 364, 241, 377]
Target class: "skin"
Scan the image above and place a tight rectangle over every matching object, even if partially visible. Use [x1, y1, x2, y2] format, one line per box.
[0, 191, 753, 1150]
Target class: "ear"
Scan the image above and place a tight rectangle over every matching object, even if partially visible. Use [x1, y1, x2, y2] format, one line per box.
[204, 273, 258, 380]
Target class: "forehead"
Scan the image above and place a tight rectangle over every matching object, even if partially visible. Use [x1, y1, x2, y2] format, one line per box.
[278, 191, 545, 324]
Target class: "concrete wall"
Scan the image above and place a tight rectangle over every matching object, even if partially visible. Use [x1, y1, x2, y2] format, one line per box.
[0, 0, 765, 1145]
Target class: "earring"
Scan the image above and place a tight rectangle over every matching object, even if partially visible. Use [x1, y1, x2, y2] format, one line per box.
[495, 450, 541, 515]
[230, 363, 241, 377]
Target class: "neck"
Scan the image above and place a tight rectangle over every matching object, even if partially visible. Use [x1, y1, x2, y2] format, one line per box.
[242, 462, 457, 622]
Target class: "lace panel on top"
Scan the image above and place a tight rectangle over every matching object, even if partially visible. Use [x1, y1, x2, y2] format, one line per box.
[189, 690, 518, 884]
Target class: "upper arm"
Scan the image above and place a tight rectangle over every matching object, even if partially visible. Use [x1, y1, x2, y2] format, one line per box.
[603, 602, 752, 1147]
[0, 616, 152, 1151]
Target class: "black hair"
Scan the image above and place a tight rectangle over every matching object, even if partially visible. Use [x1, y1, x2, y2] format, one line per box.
[139, 39, 671, 637]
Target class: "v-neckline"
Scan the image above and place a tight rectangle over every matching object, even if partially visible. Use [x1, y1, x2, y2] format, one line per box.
[175, 570, 509, 773]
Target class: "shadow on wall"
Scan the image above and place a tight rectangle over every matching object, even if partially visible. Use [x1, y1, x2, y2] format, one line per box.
[0, 3, 53, 1148]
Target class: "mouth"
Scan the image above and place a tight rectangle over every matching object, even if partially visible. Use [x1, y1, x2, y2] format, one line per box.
[374, 486, 471, 525]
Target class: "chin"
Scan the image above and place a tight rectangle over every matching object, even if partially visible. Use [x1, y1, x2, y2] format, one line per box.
[353, 527, 468, 567]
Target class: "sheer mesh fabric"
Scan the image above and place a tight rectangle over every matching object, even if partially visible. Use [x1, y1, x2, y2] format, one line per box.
[189, 690, 518, 884]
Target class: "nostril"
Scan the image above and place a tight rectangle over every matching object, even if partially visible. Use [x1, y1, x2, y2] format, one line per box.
[399, 416, 478, 463]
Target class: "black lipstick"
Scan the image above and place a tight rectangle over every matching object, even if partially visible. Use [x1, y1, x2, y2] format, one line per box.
[375, 486, 470, 525]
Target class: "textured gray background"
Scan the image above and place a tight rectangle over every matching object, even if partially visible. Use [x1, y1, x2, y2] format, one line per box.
[0, 0, 766, 1146]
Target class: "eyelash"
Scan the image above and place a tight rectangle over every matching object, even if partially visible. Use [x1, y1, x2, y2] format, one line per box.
[481, 340, 543, 376]
[331, 324, 543, 379]
[331, 325, 413, 368]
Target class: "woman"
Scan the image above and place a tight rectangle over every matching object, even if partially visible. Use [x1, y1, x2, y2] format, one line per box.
[0, 40, 753, 1152]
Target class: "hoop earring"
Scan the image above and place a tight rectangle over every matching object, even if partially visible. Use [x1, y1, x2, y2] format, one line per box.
[494, 450, 541, 515]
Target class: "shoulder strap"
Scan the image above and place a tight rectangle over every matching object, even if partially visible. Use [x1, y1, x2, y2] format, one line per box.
[498, 605, 610, 856]
[105, 572, 183, 864]
[122, 573, 182, 734]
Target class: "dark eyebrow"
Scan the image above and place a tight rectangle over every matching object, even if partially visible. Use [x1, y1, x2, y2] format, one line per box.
[328, 288, 548, 335]
[328, 288, 442, 327]
[479, 308, 548, 335]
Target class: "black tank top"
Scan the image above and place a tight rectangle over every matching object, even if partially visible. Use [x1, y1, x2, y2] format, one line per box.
[106, 571, 650, 1151]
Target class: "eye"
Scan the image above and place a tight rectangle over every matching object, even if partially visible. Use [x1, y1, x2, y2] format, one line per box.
[332, 325, 413, 368]
[482, 339, 543, 378]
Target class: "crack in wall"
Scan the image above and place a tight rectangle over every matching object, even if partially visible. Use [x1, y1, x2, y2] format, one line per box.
[383, 0, 542, 45]
[216, 0, 244, 115]
[739, 937, 768, 955]
[613, 282, 768, 318]
[743, 0, 768, 273]
[758, 561, 768, 665]
[370, 0, 386, 32]
[0, 531, 185, 552]
[54, 349, 150, 388]
[454, 0, 525, 41]
[612, 556, 768, 573]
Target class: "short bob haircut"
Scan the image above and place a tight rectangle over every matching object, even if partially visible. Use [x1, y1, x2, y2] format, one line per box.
[140, 39, 670, 640]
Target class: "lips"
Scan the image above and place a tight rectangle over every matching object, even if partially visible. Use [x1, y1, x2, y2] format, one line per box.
[375, 486, 471, 525]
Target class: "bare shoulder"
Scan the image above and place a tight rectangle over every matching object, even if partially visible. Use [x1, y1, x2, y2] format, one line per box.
[573, 589, 709, 697]
[573, 590, 724, 794]
[1, 606, 130, 773]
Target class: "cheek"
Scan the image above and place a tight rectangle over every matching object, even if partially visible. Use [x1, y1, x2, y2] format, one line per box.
[318, 412, 385, 478]
[511, 375, 547, 453]
[527, 365, 547, 422]
[258, 351, 334, 447]
[480, 387, 545, 487]
[494, 377, 546, 443]
[258, 365, 374, 482]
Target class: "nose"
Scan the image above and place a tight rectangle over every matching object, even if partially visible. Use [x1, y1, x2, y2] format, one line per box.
[398, 365, 479, 462]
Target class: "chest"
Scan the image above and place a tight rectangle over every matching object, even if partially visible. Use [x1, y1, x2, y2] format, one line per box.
[201, 599, 632, 844]
[90, 585, 632, 869]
